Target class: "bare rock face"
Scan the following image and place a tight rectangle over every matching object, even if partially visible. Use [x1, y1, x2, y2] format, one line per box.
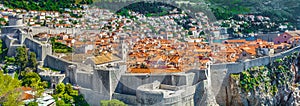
[228, 74, 244, 106]
[286, 88, 300, 106]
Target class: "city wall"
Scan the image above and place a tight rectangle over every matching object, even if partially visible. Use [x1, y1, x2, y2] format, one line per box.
[43, 55, 76, 72]
[1, 33, 21, 56]
[210, 45, 300, 105]
[113, 70, 207, 105]
[24, 38, 52, 61]
[40, 42, 300, 106]
[73, 64, 127, 106]
[113, 77, 205, 106]
[116, 73, 192, 95]
[30, 27, 101, 35]
[31, 27, 79, 35]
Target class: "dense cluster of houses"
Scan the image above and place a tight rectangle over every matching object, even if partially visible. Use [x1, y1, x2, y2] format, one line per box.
[218, 14, 294, 37]
[211, 30, 300, 63]
[29, 8, 300, 74]
[127, 37, 210, 73]
[21, 87, 55, 106]
[0, 4, 116, 29]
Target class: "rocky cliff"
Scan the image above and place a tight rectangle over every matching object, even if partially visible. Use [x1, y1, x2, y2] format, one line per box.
[228, 52, 300, 106]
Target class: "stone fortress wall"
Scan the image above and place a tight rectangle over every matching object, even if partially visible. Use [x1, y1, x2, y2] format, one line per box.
[43, 55, 76, 72]
[39, 39, 300, 106]
[112, 71, 207, 106]
[30, 27, 79, 35]
[23, 37, 52, 61]
[40, 41, 300, 106]
[30, 27, 101, 35]
[210, 45, 300, 105]
[49, 56, 208, 106]
[4, 9, 300, 106]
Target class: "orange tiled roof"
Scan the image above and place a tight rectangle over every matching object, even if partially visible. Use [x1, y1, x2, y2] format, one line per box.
[224, 39, 246, 43]
[92, 53, 121, 64]
[22, 93, 34, 100]
[21, 87, 32, 91]
[130, 68, 181, 73]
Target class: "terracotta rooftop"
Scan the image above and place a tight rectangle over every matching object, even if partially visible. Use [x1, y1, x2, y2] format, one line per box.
[21, 87, 32, 91]
[224, 39, 246, 43]
[285, 30, 300, 36]
[130, 68, 181, 73]
[92, 53, 121, 64]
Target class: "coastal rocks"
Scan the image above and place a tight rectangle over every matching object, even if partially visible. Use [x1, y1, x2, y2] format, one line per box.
[228, 55, 300, 106]
[287, 88, 300, 106]
[228, 74, 244, 106]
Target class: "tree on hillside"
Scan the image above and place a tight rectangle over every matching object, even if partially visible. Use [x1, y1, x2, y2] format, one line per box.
[21, 72, 47, 99]
[29, 52, 38, 71]
[27, 101, 38, 106]
[80, 0, 93, 4]
[0, 71, 23, 105]
[21, 72, 41, 86]
[100, 99, 126, 106]
[54, 83, 74, 104]
[16, 46, 28, 71]
[0, 39, 3, 59]
[54, 83, 88, 106]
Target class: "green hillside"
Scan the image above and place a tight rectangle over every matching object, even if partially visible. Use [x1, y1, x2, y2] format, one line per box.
[1, 0, 92, 12]
[92, 0, 300, 28]
[206, 0, 300, 27]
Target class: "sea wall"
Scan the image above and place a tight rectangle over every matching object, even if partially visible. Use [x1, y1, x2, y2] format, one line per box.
[210, 45, 300, 105]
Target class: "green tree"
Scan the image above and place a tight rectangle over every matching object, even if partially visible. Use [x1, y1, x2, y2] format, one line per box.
[29, 52, 38, 71]
[0, 39, 3, 58]
[55, 83, 66, 95]
[199, 31, 205, 36]
[55, 83, 74, 104]
[21, 72, 47, 100]
[4, 56, 16, 65]
[56, 100, 70, 106]
[65, 83, 78, 96]
[27, 102, 38, 106]
[100, 99, 126, 106]
[0, 71, 23, 105]
[54, 83, 88, 105]
[21, 72, 41, 86]
[188, 31, 193, 35]
[16, 46, 28, 71]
